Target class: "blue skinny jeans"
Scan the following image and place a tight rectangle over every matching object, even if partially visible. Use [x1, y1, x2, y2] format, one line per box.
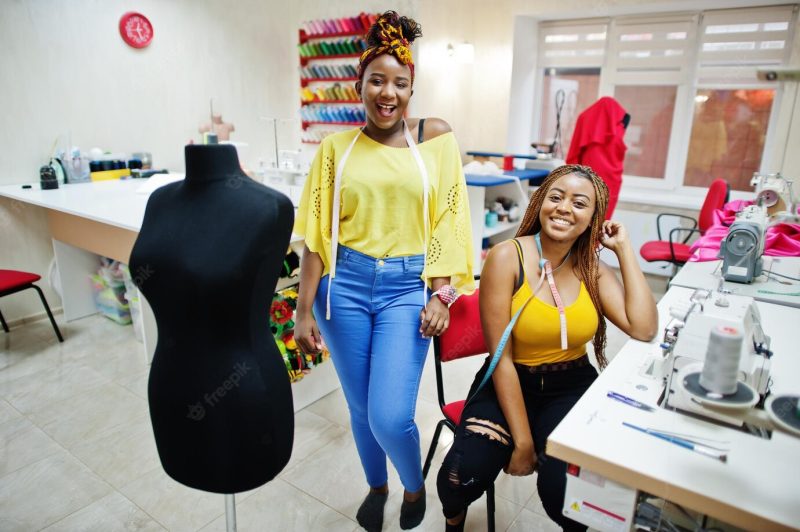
[314, 245, 431, 492]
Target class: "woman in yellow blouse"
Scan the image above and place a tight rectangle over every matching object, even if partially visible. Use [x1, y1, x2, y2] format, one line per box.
[294, 11, 474, 531]
[436, 165, 657, 531]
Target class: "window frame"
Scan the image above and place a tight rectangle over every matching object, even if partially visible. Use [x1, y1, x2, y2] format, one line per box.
[534, 66, 603, 158]
[532, 5, 798, 200]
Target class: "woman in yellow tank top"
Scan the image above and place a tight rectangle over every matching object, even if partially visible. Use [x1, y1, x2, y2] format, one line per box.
[437, 165, 658, 531]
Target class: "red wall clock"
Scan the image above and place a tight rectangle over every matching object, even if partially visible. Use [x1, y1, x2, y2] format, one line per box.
[119, 12, 153, 49]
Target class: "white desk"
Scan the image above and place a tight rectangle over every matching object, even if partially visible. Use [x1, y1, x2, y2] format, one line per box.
[1, 180, 149, 324]
[547, 286, 800, 531]
[0, 179, 336, 412]
[670, 257, 800, 308]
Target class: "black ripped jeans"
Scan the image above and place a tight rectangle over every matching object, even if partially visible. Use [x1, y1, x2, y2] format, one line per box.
[436, 358, 597, 531]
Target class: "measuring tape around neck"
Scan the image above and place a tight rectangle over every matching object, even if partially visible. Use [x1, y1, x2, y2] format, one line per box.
[325, 121, 430, 319]
[536, 233, 569, 351]
[467, 234, 572, 402]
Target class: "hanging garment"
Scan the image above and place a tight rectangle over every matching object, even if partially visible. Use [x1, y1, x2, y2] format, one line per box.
[566, 97, 628, 219]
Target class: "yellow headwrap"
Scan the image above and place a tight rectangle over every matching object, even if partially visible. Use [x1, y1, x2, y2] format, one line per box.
[357, 16, 414, 81]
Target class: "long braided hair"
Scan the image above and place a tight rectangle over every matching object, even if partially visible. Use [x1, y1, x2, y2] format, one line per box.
[515, 164, 611, 368]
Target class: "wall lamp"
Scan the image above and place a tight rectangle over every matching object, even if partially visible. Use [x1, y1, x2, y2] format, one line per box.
[447, 42, 475, 64]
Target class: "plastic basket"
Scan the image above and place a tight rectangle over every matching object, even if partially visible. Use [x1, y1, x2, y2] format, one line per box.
[90, 273, 131, 325]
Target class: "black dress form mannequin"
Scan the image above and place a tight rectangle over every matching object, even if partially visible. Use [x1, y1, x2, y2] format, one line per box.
[130, 144, 294, 493]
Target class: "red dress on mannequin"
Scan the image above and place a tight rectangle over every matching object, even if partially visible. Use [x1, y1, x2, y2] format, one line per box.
[566, 97, 628, 219]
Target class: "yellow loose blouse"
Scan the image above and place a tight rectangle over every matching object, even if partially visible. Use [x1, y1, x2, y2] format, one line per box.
[295, 128, 475, 295]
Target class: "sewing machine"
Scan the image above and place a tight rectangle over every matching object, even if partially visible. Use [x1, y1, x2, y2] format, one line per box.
[719, 205, 767, 283]
[720, 172, 800, 284]
[657, 288, 772, 425]
[750, 172, 795, 216]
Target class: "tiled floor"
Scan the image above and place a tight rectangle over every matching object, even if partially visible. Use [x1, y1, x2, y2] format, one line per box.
[0, 278, 663, 531]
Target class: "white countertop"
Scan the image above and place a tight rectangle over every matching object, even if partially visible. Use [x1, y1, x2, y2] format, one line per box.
[547, 286, 800, 530]
[670, 258, 800, 309]
[0, 178, 303, 242]
[0, 180, 150, 232]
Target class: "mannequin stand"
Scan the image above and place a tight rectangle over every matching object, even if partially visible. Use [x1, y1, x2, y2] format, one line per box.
[225, 494, 237, 532]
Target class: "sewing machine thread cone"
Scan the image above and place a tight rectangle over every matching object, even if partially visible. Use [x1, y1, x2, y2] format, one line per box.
[681, 367, 758, 410]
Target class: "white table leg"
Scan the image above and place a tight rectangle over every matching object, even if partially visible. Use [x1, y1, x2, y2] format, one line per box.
[52, 239, 99, 321]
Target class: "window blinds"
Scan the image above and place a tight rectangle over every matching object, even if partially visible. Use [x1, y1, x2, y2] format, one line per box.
[538, 19, 609, 68]
[606, 14, 699, 84]
[697, 5, 797, 84]
[538, 6, 797, 81]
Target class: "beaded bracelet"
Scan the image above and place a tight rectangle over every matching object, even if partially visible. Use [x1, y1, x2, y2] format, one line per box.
[431, 284, 458, 307]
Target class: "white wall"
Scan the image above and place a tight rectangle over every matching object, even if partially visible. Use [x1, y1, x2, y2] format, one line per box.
[414, 0, 516, 154]
[780, 4, 800, 200]
[0, 0, 410, 320]
[2, 0, 798, 320]
[506, 16, 539, 155]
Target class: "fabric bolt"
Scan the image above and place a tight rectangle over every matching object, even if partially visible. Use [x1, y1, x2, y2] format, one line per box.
[294, 128, 475, 296]
[689, 199, 800, 261]
[566, 97, 628, 220]
[313, 245, 431, 491]
[437, 358, 597, 531]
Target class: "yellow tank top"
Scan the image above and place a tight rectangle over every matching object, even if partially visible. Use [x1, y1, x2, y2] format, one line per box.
[510, 239, 599, 365]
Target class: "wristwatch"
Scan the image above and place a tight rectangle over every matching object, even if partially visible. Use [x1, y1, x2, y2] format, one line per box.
[431, 284, 458, 307]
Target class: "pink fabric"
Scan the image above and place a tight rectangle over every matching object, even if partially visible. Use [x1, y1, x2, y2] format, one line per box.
[688, 200, 800, 261]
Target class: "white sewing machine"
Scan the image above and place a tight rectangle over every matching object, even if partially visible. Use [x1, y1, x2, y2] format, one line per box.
[657, 288, 772, 425]
[720, 173, 800, 284]
[750, 172, 795, 216]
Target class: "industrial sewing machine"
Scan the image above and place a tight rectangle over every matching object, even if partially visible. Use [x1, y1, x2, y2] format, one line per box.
[720, 172, 799, 283]
[720, 205, 767, 283]
[657, 288, 772, 425]
[563, 283, 798, 532]
[751, 172, 795, 216]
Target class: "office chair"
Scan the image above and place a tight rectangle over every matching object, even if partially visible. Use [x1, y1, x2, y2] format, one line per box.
[421, 287, 497, 531]
[0, 269, 64, 342]
[639, 178, 729, 276]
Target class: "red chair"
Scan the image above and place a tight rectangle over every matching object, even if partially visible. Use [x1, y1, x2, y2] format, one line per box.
[0, 269, 64, 342]
[639, 178, 729, 274]
[421, 288, 496, 531]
